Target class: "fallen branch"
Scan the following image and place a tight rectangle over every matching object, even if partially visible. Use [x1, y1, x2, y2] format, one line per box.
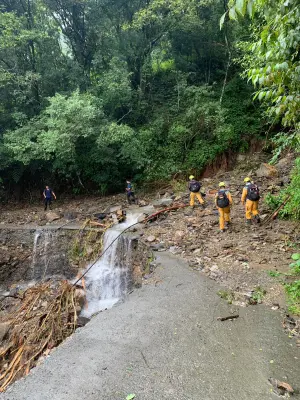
[262, 195, 291, 225]
[144, 203, 189, 223]
[88, 221, 109, 227]
[217, 315, 239, 321]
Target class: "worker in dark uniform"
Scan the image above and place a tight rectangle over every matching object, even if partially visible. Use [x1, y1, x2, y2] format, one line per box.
[43, 185, 56, 211]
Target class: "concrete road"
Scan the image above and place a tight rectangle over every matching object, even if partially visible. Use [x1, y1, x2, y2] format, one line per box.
[2, 253, 299, 400]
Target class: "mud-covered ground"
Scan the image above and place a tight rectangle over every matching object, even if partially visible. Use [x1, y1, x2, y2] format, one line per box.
[0, 151, 299, 314]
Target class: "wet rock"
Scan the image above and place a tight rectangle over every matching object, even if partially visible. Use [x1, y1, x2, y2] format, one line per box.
[0, 322, 10, 342]
[256, 163, 278, 178]
[152, 199, 173, 208]
[137, 214, 147, 223]
[147, 235, 156, 243]
[45, 212, 61, 223]
[109, 205, 122, 213]
[76, 316, 90, 327]
[169, 246, 181, 255]
[138, 200, 148, 207]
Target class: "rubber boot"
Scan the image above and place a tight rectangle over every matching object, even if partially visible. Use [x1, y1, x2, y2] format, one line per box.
[246, 219, 251, 225]
[255, 215, 261, 223]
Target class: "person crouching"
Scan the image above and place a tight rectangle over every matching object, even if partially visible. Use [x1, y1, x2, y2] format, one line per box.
[215, 182, 232, 232]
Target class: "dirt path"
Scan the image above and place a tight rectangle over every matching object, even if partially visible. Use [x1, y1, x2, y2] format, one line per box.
[2, 253, 299, 400]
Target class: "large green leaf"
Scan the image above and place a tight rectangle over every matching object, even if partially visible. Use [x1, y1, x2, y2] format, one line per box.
[229, 7, 238, 20]
[219, 11, 227, 30]
[235, 0, 247, 16]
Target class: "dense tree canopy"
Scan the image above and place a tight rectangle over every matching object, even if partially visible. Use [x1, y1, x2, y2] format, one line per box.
[0, 0, 297, 203]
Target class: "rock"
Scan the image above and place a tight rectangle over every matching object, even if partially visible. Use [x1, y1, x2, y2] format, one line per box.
[174, 230, 185, 242]
[169, 246, 181, 254]
[210, 265, 219, 272]
[222, 242, 233, 249]
[76, 316, 90, 327]
[109, 205, 122, 213]
[151, 243, 165, 251]
[86, 246, 94, 257]
[45, 212, 61, 222]
[193, 248, 201, 255]
[237, 154, 246, 162]
[138, 200, 148, 207]
[268, 378, 294, 396]
[147, 235, 156, 243]
[0, 322, 10, 342]
[152, 199, 173, 208]
[256, 163, 278, 178]
[63, 211, 78, 220]
[137, 214, 146, 223]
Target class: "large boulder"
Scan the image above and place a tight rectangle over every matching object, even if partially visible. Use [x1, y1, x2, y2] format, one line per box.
[152, 199, 173, 208]
[255, 163, 278, 178]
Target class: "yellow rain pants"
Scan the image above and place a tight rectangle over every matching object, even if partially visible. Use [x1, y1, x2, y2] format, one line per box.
[190, 192, 204, 206]
[218, 206, 231, 230]
[245, 199, 259, 220]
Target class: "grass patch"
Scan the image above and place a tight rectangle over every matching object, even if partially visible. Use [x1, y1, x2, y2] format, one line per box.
[251, 287, 266, 303]
[268, 253, 300, 316]
[217, 290, 234, 304]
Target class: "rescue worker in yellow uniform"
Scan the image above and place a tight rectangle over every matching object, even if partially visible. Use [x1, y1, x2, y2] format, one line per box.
[215, 182, 233, 232]
[188, 175, 205, 209]
[241, 177, 261, 224]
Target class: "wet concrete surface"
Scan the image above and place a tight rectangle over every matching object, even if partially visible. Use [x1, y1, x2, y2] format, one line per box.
[1, 252, 299, 400]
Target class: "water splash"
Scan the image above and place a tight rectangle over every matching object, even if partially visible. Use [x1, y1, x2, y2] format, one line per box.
[81, 212, 142, 317]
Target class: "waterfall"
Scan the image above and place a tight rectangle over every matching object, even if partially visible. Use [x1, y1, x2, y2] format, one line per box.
[31, 230, 55, 280]
[81, 212, 142, 317]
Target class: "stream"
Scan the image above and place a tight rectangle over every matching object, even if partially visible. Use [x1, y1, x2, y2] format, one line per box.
[81, 210, 144, 317]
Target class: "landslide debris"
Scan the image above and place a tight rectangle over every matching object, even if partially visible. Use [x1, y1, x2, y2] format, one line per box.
[0, 281, 85, 392]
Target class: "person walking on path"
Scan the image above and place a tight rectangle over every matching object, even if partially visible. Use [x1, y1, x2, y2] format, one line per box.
[43, 185, 56, 211]
[241, 177, 261, 224]
[188, 175, 205, 209]
[125, 179, 136, 205]
[215, 182, 233, 232]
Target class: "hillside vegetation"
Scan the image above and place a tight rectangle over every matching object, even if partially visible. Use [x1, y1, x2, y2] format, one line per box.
[0, 0, 299, 217]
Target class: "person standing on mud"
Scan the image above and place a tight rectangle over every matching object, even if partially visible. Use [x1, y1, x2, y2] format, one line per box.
[215, 182, 232, 232]
[241, 177, 261, 224]
[188, 175, 205, 209]
[43, 185, 56, 211]
[125, 179, 136, 205]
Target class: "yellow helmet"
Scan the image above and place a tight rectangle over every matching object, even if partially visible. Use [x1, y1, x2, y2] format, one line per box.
[244, 177, 251, 182]
[219, 182, 226, 187]
[189, 175, 195, 180]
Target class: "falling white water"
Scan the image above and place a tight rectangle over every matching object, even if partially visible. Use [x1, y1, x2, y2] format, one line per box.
[81, 212, 142, 317]
[31, 230, 54, 279]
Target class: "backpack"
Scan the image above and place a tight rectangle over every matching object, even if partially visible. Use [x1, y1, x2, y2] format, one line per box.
[189, 181, 201, 193]
[216, 190, 230, 208]
[247, 184, 260, 201]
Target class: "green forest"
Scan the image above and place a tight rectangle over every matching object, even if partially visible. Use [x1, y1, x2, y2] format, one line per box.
[0, 0, 299, 214]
